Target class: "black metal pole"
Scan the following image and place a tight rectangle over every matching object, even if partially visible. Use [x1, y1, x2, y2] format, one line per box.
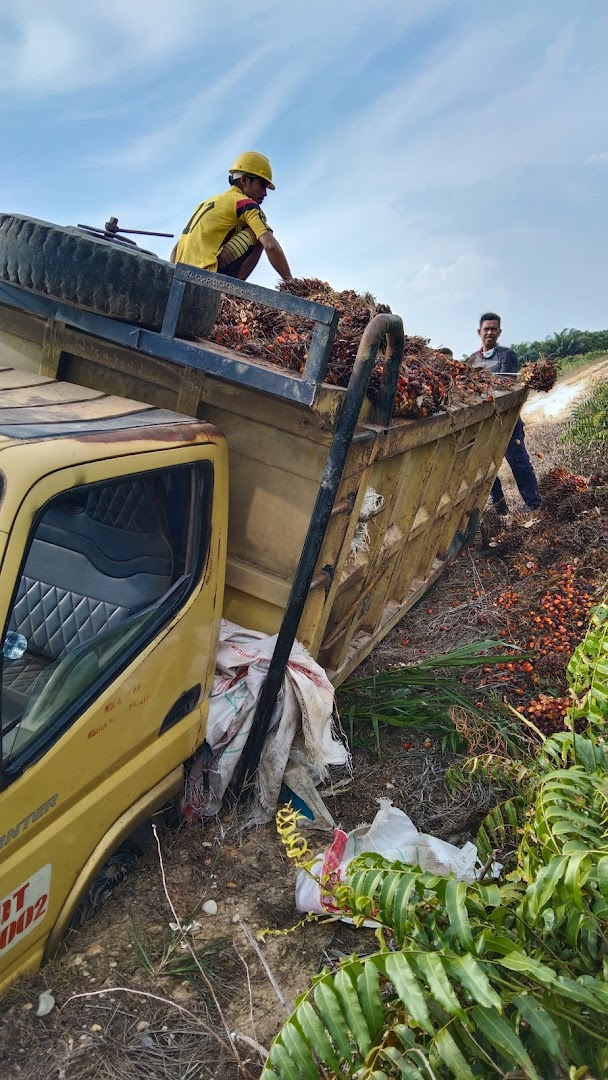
[230, 313, 405, 800]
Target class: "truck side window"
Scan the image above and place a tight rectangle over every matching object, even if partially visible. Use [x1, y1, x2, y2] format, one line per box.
[0, 464, 211, 773]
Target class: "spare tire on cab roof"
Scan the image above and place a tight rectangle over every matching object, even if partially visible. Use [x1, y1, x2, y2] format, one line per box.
[0, 212, 220, 340]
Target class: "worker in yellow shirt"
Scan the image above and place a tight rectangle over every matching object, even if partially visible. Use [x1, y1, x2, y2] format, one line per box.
[171, 152, 292, 282]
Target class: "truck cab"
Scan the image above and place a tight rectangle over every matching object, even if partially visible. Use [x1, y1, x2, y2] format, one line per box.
[0, 369, 227, 987]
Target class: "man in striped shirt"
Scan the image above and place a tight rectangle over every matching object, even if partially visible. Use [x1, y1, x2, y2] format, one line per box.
[171, 152, 292, 282]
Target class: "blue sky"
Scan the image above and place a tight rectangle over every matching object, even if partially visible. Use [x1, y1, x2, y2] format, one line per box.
[1, 0, 607, 355]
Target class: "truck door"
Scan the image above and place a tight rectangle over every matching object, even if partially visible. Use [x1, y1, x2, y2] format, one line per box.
[0, 443, 226, 988]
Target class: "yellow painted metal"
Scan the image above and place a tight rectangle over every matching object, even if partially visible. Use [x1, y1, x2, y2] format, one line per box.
[0, 389, 228, 988]
[43, 766, 183, 962]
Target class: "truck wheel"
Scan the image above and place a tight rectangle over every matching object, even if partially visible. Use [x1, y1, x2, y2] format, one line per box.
[0, 213, 220, 339]
[69, 841, 142, 929]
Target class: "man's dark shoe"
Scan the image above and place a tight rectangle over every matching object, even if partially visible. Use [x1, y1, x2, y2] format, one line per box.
[492, 497, 509, 516]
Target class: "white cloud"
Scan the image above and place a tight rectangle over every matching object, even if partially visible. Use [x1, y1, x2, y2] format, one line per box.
[0, 0, 439, 97]
[0, 0, 256, 95]
[82, 45, 277, 170]
[412, 255, 496, 296]
[587, 151, 608, 164]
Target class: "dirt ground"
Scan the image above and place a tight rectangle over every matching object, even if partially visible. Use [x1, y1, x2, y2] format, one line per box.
[1, 358, 606, 1080]
[519, 355, 607, 425]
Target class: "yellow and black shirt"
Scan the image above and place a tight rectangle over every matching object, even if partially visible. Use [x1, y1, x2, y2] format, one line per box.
[175, 186, 270, 271]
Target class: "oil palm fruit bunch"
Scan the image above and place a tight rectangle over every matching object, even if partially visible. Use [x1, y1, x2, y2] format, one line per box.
[539, 466, 589, 497]
[519, 355, 558, 391]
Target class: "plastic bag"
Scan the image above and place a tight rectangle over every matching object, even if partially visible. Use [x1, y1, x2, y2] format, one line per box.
[296, 799, 479, 917]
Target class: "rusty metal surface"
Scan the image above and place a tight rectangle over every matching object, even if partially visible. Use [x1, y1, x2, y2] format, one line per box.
[0, 368, 53, 389]
[0, 367, 221, 445]
[77, 420, 223, 446]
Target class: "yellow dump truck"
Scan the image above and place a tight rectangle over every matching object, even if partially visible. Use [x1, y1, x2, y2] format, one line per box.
[0, 214, 527, 988]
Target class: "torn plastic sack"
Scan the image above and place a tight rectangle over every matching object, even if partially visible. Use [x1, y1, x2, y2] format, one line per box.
[182, 620, 350, 828]
[348, 487, 385, 558]
[296, 799, 479, 918]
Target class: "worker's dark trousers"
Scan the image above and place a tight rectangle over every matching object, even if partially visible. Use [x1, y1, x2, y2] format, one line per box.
[490, 419, 541, 510]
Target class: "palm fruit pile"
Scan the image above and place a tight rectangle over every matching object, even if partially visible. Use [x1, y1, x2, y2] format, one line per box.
[521, 563, 596, 666]
[474, 565, 598, 735]
[519, 356, 558, 392]
[521, 693, 577, 735]
[477, 474, 606, 734]
[211, 278, 511, 419]
[482, 464, 607, 578]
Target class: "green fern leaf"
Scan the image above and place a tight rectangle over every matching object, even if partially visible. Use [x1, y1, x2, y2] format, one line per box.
[312, 978, 354, 1065]
[260, 1068, 280, 1080]
[278, 1023, 320, 1080]
[392, 871, 421, 945]
[413, 951, 467, 1021]
[565, 908, 586, 950]
[563, 850, 593, 906]
[470, 1005, 540, 1078]
[384, 953, 434, 1035]
[497, 951, 557, 986]
[445, 880, 475, 951]
[476, 883, 501, 908]
[377, 1044, 426, 1079]
[292, 1000, 344, 1074]
[357, 962, 384, 1045]
[525, 854, 569, 918]
[448, 954, 503, 1011]
[377, 866, 401, 928]
[267, 1042, 302, 1080]
[432, 1025, 477, 1079]
[512, 992, 567, 1067]
[554, 974, 608, 1010]
[596, 855, 608, 901]
[334, 967, 373, 1056]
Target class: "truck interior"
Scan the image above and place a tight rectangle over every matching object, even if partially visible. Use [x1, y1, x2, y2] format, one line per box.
[1, 464, 209, 768]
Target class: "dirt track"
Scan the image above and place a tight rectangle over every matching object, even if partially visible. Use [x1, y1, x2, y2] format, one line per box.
[521, 355, 607, 424]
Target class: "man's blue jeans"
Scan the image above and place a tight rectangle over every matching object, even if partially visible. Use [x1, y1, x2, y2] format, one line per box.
[490, 418, 541, 510]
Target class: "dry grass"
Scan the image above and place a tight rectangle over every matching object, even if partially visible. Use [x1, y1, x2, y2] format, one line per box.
[0, 970, 238, 1080]
[34, 1005, 229, 1080]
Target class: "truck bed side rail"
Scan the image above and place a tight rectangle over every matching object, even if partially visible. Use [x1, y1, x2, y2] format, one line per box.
[0, 264, 343, 407]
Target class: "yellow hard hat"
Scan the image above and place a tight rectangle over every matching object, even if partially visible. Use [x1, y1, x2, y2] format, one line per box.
[230, 151, 275, 189]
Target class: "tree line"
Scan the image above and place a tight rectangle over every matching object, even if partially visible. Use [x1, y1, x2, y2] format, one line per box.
[510, 328, 608, 363]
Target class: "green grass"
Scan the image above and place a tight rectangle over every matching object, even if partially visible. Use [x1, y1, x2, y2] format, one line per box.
[131, 916, 230, 989]
[338, 641, 527, 755]
[562, 379, 608, 448]
[556, 350, 608, 378]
